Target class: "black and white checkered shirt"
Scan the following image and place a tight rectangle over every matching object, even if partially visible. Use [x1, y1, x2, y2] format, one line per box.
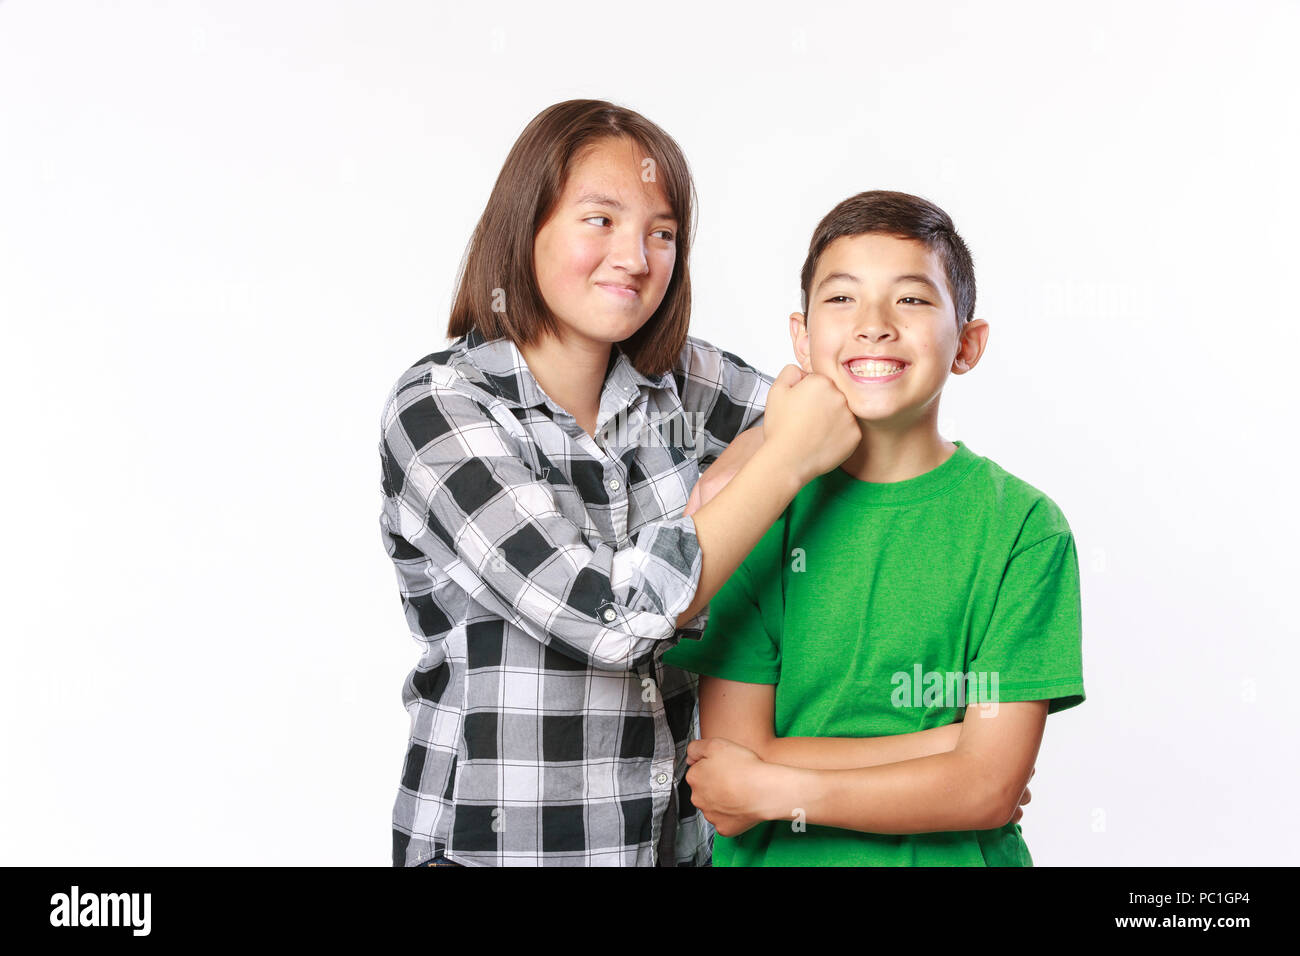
[379, 325, 773, 866]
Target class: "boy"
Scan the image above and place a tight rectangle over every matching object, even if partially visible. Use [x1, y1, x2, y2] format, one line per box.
[661, 190, 1085, 866]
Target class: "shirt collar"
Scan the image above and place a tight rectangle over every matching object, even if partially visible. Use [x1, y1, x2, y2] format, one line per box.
[457, 325, 672, 410]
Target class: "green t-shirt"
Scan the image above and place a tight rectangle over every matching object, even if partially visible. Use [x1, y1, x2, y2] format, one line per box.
[661, 440, 1085, 867]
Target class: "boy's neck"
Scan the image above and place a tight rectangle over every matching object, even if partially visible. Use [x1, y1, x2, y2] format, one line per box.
[838, 420, 957, 484]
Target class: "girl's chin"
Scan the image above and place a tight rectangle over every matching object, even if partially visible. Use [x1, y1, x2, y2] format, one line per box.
[560, 316, 653, 344]
[595, 309, 657, 332]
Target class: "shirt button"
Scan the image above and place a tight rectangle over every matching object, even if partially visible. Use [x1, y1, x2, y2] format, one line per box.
[608, 478, 621, 491]
[655, 772, 669, 786]
[602, 608, 616, 622]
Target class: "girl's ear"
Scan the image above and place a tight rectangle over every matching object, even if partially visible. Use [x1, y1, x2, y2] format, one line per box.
[788, 312, 812, 372]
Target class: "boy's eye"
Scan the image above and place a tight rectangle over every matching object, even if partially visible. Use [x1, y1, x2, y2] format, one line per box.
[899, 297, 932, 306]
[826, 295, 853, 304]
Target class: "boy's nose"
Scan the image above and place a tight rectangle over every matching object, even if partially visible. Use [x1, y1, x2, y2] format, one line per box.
[852, 307, 898, 340]
[855, 326, 896, 341]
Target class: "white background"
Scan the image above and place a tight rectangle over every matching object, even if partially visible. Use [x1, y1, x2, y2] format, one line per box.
[2, 0, 1295, 865]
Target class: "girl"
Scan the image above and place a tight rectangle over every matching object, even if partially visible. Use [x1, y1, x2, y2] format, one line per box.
[379, 99, 895, 866]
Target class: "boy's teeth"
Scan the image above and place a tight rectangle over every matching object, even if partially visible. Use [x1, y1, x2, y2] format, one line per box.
[849, 361, 903, 376]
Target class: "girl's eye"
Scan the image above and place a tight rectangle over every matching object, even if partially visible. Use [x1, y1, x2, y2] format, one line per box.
[583, 217, 673, 241]
[899, 297, 931, 306]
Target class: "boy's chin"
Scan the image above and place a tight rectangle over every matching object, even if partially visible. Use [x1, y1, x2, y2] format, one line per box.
[849, 406, 921, 429]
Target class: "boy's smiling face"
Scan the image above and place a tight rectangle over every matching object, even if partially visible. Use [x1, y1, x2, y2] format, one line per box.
[791, 232, 988, 430]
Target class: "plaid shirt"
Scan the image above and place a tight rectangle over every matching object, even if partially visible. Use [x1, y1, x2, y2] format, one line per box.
[379, 325, 773, 866]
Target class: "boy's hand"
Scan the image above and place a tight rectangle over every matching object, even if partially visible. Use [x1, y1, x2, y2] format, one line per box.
[685, 737, 774, 838]
[683, 425, 766, 517]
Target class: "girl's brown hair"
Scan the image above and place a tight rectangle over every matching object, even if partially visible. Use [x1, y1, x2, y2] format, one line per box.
[447, 99, 696, 377]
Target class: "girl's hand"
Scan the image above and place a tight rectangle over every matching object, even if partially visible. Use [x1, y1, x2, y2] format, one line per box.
[683, 425, 766, 517]
[685, 737, 775, 837]
[762, 364, 860, 484]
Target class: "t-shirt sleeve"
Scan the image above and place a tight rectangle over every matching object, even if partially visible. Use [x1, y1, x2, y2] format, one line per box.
[660, 555, 780, 684]
[967, 529, 1085, 714]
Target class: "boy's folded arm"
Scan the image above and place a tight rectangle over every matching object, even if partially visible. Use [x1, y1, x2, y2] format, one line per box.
[697, 675, 777, 756]
[759, 700, 1048, 834]
[763, 725, 963, 769]
[698, 676, 962, 770]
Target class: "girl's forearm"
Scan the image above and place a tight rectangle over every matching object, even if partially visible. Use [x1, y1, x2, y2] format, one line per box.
[760, 723, 961, 771]
[675, 442, 805, 627]
[758, 751, 1006, 834]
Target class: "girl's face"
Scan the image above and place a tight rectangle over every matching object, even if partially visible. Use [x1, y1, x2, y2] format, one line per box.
[532, 136, 678, 350]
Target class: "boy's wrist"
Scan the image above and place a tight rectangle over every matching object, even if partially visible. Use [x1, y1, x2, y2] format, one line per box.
[756, 762, 819, 824]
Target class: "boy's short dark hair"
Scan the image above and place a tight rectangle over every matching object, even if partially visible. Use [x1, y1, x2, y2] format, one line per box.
[799, 190, 975, 328]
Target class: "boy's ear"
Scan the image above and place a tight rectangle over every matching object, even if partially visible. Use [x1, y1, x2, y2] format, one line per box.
[788, 311, 812, 372]
[952, 317, 990, 373]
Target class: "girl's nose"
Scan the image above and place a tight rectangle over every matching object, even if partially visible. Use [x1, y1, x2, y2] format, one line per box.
[608, 229, 649, 274]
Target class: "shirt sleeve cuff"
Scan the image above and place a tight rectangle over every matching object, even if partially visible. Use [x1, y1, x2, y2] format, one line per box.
[625, 513, 704, 637]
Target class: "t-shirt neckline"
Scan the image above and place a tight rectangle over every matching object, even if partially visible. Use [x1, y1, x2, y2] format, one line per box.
[819, 440, 979, 507]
